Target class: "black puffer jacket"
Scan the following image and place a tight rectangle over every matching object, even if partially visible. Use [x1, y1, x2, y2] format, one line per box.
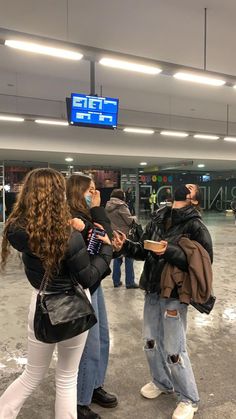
[71, 206, 113, 294]
[123, 205, 213, 294]
[7, 225, 113, 293]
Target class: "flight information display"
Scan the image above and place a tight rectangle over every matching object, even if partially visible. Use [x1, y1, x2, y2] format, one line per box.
[70, 93, 119, 129]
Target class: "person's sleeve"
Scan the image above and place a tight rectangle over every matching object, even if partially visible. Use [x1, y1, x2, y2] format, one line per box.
[118, 205, 136, 227]
[7, 228, 30, 252]
[163, 221, 213, 270]
[90, 206, 113, 240]
[163, 243, 188, 271]
[190, 222, 213, 263]
[122, 220, 152, 260]
[67, 230, 113, 288]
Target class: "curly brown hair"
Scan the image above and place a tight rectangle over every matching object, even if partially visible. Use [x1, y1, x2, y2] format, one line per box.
[1, 168, 71, 277]
[66, 174, 92, 219]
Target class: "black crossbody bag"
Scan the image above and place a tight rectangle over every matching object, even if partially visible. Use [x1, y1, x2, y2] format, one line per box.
[34, 273, 97, 344]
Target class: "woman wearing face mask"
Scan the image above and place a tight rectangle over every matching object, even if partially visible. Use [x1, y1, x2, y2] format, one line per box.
[112, 184, 213, 419]
[66, 174, 118, 419]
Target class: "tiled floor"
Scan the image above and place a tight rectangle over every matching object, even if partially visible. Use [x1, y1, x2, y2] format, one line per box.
[0, 212, 236, 418]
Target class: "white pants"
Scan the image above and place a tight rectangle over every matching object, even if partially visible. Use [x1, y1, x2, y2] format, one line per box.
[0, 289, 90, 419]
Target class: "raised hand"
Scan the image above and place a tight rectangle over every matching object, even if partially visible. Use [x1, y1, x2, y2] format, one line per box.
[112, 230, 127, 252]
[70, 218, 85, 232]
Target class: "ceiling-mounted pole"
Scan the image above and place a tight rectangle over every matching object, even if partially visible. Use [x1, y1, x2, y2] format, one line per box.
[226, 104, 229, 136]
[90, 61, 96, 96]
[204, 8, 207, 71]
[66, 0, 69, 41]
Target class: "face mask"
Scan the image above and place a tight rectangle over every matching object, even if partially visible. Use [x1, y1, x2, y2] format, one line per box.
[84, 194, 92, 208]
[174, 185, 191, 201]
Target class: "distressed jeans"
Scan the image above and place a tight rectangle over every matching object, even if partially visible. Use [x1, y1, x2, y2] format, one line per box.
[143, 293, 199, 404]
[77, 285, 109, 406]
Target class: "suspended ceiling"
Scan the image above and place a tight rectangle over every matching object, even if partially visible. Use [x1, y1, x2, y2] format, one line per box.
[1, 0, 236, 170]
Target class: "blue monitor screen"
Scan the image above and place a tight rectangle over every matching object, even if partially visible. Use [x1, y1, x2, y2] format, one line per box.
[69, 93, 119, 129]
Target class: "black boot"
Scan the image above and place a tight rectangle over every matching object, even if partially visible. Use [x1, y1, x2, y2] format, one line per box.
[92, 387, 118, 408]
[77, 405, 101, 419]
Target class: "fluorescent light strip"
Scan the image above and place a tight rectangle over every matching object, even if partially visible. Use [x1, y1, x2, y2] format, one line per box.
[160, 130, 188, 138]
[198, 164, 205, 168]
[5, 40, 83, 60]
[123, 127, 155, 134]
[224, 137, 236, 142]
[174, 72, 225, 86]
[194, 134, 219, 140]
[100, 58, 162, 75]
[0, 115, 24, 122]
[140, 162, 147, 166]
[35, 119, 68, 126]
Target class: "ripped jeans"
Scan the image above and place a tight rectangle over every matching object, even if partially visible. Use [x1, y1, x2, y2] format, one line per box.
[143, 293, 199, 404]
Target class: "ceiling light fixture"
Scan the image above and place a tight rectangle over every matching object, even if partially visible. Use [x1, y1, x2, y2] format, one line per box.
[174, 72, 225, 86]
[65, 157, 74, 162]
[123, 127, 155, 134]
[0, 115, 24, 122]
[99, 58, 162, 75]
[194, 134, 219, 140]
[224, 137, 236, 142]
[140, 162, 147, 166]
[35, 119, 68, 126]
[5, 40, 83, 60]
[160, 130, 189, 138]
[197, 164, 205, 168]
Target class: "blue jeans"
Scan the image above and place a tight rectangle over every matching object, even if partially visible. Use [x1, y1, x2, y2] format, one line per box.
[112, 257, 135, 287]
[77, 285, 109, 406]
[143, 293, 199, 404]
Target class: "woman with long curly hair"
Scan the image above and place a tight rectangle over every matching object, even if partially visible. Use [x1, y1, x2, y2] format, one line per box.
[67, 174, 118, 419]
[0, 168, 112, 419]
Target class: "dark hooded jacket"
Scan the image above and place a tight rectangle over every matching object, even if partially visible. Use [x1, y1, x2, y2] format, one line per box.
[7, 225, 113, 293]
[122, 205, 213, 294]
[70, 206, 113, 294]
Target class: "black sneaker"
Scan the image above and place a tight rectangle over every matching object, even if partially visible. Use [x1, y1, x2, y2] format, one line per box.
[92, 387, 118, 408]
[126, 283, 139, 289]
[77, 405, 101, 419]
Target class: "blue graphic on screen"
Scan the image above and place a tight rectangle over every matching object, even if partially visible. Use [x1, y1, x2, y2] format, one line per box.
[70, 93, 119, 128]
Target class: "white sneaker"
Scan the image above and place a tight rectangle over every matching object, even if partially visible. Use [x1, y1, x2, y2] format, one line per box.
[172, 401, 198, 419]
[140, 382, 164, 399]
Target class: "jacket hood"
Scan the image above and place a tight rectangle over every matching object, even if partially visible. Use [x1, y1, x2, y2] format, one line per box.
[106, 198, 127, 213]
[151, 204, 201, 225]
[171, 205, 201, 225]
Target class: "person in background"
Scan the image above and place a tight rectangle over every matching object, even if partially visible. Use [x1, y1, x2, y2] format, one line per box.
[149, 189, 158, 212]
[126, 187, 135, 215]
[105, 189, 139, 289]
[0, 168, 112, 419]
[67, 174, 118, 419]
[112, 184, 213, 419]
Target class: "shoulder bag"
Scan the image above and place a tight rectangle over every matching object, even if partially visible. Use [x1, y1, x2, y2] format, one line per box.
[128, 220, 143, 242]
[34, 273, 97, 343]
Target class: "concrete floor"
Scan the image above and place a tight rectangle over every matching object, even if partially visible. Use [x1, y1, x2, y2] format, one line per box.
[0, 212, 236, 419]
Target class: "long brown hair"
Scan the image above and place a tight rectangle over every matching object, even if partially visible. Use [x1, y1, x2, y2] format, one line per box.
[1, 168, 71, 277]
[66, 174, 92, 219]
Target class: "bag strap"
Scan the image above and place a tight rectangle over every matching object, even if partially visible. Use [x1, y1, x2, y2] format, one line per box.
[38, 270, 83, 296]
[38, 271, 49, 296]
